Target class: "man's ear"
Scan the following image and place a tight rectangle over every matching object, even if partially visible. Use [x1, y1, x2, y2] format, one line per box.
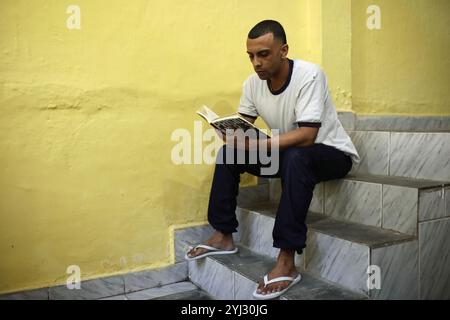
[281, 44, 289, 59]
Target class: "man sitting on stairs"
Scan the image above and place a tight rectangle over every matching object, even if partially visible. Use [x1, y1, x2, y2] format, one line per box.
[186, 20, 360, 299]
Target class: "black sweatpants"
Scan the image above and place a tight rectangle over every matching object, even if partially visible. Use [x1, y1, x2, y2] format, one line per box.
[207, 143, 353, 255]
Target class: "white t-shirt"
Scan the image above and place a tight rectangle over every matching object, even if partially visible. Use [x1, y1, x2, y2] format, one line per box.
[237, 59, 360, 165]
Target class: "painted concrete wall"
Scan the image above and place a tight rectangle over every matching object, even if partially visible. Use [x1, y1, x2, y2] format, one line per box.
[0, 0, 311, 293]
[322, 0, 353, 111]
[351, 0, 450, 115]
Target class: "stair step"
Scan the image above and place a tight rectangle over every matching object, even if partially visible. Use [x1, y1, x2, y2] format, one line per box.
[188, 245, 366, 300]
[98, 281, 213, 300]
[125, 281, 200, 300]
[269, 173, 450, 234]
[237, 183, 270, 206]
[236, 202, 419, 299]
[345, 174, 449, 189]
[151, 288, 214, 300]
[239, 201, 414, 248]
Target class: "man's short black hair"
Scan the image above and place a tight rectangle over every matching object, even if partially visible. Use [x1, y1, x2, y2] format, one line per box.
[248, 20, 287, 44]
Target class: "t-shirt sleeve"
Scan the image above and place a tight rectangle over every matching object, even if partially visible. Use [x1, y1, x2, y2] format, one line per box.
[295, 70, 325, 127]
[237, 78, 259, 119]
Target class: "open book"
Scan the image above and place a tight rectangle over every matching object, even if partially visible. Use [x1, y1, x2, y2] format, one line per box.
[196, 105, 270, 139]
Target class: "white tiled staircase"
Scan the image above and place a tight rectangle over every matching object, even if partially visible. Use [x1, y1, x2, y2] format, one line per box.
[2, 115, 448, 300]
[178, 115, 450, 300]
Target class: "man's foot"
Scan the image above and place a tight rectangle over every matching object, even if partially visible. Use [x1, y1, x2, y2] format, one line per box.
[256, 264, 299, 296]
[186, 230, 235, 259]
[256, 249, 298, 296]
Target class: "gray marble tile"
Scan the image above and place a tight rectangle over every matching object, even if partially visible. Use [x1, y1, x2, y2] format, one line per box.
[294, 253, 305, 270]
[233, 271, 257, 300]
[124, 262, 188, 293]
[269, 179, 281, 204]
[370, 240, 419, 299]
[49, 275, 124, 300]
[419, 218, 450, 299]
[188, 258, 234, 300]
[325, 179, 382, 227]
[306, 212, 329, 224]
[309, 216, 413, 248]
[337, 111, 356, 131]
[152, 289, 213, 300]
[305, 231, 369, 294]
[236, 209, 260, 252]
[382, 185, 418, 235]
[282, 273, 367, 300]
[213, 246, 277, 275]
[126, 281, 197, 300]
[445, 187, 450, 217]
[211, 245, 263, 271]
[419, 188, 446, 221]
[175, 225, 214, 263]
[239, 201, 278, 216]
[390, 132, 450, 181]
[347, 131, 389, 176]
[310, 183, 324, 214]
[257, 212, 278, 259]
[99, 294, 128, 300]
[345, 174, 449, 190]
[355, 115, 450, 132]
[269, 180, 324, 214]
[0, 287, 49, 300]
[237, 184, 269, 206]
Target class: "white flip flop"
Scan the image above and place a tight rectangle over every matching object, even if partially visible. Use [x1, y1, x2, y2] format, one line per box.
[184, 244, 239, 261]
[252, 273, 302, 300]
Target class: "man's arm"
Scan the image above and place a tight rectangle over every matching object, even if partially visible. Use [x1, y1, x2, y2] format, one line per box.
[238, 113, 257, 124]
[227, 114, 319, 151]
[232, 113, 319, 151]
[268, 126, 319, 150]
[238, 126, 318, 152]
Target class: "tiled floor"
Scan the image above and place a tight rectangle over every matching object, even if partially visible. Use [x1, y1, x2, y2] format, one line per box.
[97, 281, 213, 300]
[0, 280, 213, 301]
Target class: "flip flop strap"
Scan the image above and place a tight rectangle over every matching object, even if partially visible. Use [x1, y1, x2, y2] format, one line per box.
[193, 244, 221, 251]
[263, 275, 295, 286]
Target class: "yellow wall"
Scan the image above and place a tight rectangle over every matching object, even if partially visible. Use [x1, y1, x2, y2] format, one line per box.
[351, 0, 450, 115]
[0, 0, 310, 293]
[322, 0, 353, 111]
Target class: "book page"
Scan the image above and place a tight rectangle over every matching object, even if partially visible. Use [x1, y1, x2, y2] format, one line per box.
[212, 116, 270, 139]
[196, 105, 219, 123]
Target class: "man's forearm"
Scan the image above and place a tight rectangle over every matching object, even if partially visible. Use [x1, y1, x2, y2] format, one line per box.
[264, 127, 318, 151]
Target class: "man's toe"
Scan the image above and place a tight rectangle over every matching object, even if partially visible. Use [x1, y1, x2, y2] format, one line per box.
[188, 248, 202, 258]
[187, 249, 196, 257]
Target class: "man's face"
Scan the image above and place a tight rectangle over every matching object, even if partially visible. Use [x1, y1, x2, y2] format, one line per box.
[246, 32, 288, 80]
